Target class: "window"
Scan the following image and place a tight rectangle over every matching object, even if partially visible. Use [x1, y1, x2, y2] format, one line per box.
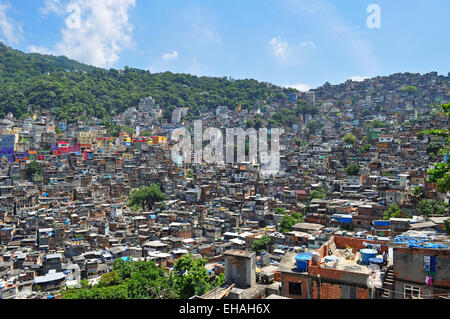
[404, 285, 421, 299]
[289, 282, 302, 296]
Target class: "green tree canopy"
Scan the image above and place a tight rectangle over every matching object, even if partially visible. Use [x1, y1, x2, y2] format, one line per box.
[422, 103, 450, 193]
[409, 186, 424, 205]
[251, 235, 272, 254]
[342, 133, 357, 145]
[403, 85, 418, 94]
[27, 161, 43, 179]
[306, 120, 321, 134]
[417, 200, 449, 216]
[0, 43, 296, 119]
[345, 164, 361, 176]
[308, 186, 327, 201]
[278, 212, 304, 233]
[128, 183, 166, 211]
[62, 256, 224, 299]
[383, 204, 409, 220]
[369, 119, 387, 128]
[173, 254, 224, 299]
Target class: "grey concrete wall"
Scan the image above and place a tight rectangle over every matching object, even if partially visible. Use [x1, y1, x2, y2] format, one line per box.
[224, 254, 256, 288]
[393, 249, 449, 284]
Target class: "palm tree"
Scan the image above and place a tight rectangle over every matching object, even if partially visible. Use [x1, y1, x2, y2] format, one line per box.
[409, 186, 424, 206]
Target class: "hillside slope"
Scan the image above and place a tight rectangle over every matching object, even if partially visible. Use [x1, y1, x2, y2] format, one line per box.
[0, 43, 292, 122]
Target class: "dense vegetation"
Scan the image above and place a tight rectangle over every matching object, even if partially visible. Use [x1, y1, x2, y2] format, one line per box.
[62, 254, 225, 299]
[417, 199, 449, 216]
[422, 103, 450, 193]
[251, 235, 272, 254]
[128, 184, 166, 211]
[345, 164, 361, 176]
[0, 42, 293, 122]
[275, 208, 304, 234]
[383, 204, 409, 220]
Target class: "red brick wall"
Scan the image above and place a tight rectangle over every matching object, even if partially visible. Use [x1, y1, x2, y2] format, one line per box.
[274, 271, 281, 282]
[207, 255, 224, 263]
[333, 235, 388, 254]
[358, 288, 369, 298]
[282, 273, 309, 299]
[320, 282, 342, 299]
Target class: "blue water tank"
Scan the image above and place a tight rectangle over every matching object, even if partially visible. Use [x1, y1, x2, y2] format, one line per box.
[360, 249, 378, 265]
[295, 253, 313, 272]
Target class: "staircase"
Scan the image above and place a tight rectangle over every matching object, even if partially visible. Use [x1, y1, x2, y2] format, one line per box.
[328, 241, 336, 255]
[381, 266, 394, 299]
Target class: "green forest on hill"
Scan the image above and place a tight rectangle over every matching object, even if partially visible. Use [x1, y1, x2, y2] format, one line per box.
[0, 42, 294, 123]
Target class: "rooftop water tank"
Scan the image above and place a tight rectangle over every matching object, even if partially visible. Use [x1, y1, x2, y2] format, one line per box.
[360, 249, 378, 265]
[324, 256, 340, 268]
[295, 253, 313, 272]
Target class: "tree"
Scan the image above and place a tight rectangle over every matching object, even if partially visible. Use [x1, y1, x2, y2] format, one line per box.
[445, 219, 450, 235]
[185, 169, 194, 179]
[417, 200, 449, 216]
[308, 187, 326, 201]
[422, 103, 450, 193]
[403, 85, 418, 95]
[278, 212, 304, 233]
[173, 254, 220, 299]
[128, 184, 166, 211]
[27, 161, 43, 179]
[427, 142, 443, 156]
[342, 133, 357, 145]
[297, 100, 318, 115]
[0, 43, 291, 121]
[62, 259, 178, 299]
[306, 120, 321, 134]
[251, 235, 272, 254]
[126, 261, 176, 299]
[246, 119, 255, 129]
[409, 186, 424, 206]
[369, 119, 386, 128]
[383, 204, 408, 220]
[98, 270, 123, 288]
[345, 164, 361, 176]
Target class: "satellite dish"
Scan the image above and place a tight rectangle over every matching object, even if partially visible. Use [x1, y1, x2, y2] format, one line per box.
[368, 264, 380, 273]
[367, 264, 381, 289]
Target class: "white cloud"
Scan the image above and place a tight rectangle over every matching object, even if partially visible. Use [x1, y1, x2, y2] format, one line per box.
[300, 41, 316, 49]
[193, 24, 221, 43]
[0, 2, 23, 44]
[188, 57, 209, 76]
[349, 76, 370, 82]
[28, 45, 56, 55]
[269, 37, 289, 60]
[285, 0, 380, 73]
[285, 83, 311, 92]
[40, 0, 64, 15]
[34, 0, 136, 68]
[162, 50, 179, 60]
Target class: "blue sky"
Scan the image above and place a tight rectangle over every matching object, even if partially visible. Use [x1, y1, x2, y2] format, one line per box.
[1, 0, 450, 90]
